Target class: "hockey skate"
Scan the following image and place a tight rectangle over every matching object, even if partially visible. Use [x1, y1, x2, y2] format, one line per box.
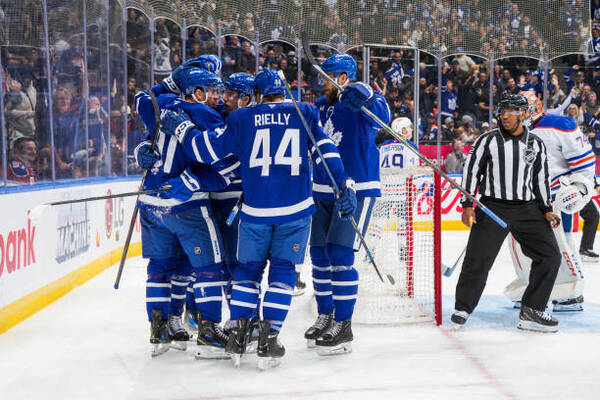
[183, 308, 199, 340]
[168, 315, 189, 351]
[316, 320, 353, 356]
[245, 318, 260, 354]
[195, 320, 230, 360]
[304, 313, 333, 348]
[257, 321, 285, 370]
[293, 271, 306, 296]
[517, 305, 559, 333]
[150, 310, 171, 357]
[552, 295, 584, 312]
[225, 318, 251, 368]
[450, 310, 470, 329]
[579, 249, 599, 263]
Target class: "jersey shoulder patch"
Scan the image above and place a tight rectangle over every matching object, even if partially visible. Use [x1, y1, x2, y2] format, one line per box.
[9, 160, 28, 177]
[536, 114, 577, 133]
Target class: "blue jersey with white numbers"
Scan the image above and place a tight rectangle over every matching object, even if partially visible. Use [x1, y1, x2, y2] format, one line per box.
[313, 91, 391, 200]
[134, 92, 226, 212]
[176, 101, 348, 224]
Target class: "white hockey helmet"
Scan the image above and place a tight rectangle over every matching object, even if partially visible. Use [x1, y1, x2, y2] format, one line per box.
[391, 117, 413, 140]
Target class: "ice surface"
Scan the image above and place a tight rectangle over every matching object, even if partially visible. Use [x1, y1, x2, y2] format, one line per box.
[1, 231, 600, 399]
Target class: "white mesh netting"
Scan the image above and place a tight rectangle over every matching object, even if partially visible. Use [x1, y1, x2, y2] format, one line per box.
[353, 166, 440, 325]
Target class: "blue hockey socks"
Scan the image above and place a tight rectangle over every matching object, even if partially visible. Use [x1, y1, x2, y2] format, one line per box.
[310, 246, 334, 315]
[262, 258, 295, 332]
[193, 263, 225, 323]
[229, 261, 264, 321]
[328, 244, 359, 322]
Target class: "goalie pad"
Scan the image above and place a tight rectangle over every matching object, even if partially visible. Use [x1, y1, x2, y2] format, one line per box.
[505, 219, 584, 302]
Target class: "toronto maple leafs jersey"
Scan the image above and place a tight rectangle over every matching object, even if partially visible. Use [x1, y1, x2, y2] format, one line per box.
[174, 101, 349, 224]
[379, 139, 420, 170]
[531, 113, 596, 194]
[134, 91, 226, 212]
[313, 92, 391, 200]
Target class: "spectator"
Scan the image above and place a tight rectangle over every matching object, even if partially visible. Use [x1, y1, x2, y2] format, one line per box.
[237, 40, 256, 73]
[444, 138, 466, 174]
[7, 137, 38, 185]
[153, 32, 172, 82]
[4, 73, 36, 142]
[566, 103, 585, 126]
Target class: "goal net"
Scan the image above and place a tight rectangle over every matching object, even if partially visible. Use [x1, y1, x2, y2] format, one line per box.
[353, 166, 441, 325]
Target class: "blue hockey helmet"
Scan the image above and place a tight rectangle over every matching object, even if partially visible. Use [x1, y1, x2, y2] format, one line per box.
[254, 69, 285, 96]
[196, 54, 223, 74]
[182, 68, 222, 97]
[224, 72, 255, 96]
[321, 53, 357, 81]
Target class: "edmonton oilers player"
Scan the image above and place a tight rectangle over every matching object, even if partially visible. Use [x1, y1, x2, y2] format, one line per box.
[306, 54, 391, 355]
[505, 91, 595, 313]
[210, 72, 255, 328]
[134, 68, 229, 357]
[378, 117, 420, 169]
[159, 69, 356, 369]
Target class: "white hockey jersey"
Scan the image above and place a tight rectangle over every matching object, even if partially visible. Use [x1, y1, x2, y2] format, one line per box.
[530, 113, 596, 194]
[379, 139, 420, 170]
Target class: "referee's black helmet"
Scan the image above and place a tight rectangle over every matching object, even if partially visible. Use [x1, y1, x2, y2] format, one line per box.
[498, 93, 529, 111]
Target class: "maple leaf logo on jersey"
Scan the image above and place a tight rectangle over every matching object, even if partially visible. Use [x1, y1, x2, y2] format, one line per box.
[323, 118, 343, 146]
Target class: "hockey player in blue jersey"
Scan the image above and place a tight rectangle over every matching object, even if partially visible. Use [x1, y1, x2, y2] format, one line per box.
[159, 69, 356, 369]
[210, 72, 255, 330]
[133, 68, 232, 357]
[306, 53, 391, 356]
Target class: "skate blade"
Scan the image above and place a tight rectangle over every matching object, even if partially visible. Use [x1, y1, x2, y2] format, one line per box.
[292, 287, 306, 297]
[195, 345, 229, 360]
[230, 353, 242, 368]
[552, 304, 583, 312]
[517, 320, 558, 333]
[151, 343, 170, 357]
[257, 356, 282, 370]
[170, 341, 187, 351]
[306, 339, 316, 349]
[580, 256, 599, 263]
[316, 342, 352, 356]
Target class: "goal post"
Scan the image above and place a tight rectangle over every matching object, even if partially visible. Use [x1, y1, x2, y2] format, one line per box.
[353, 166, 442, 325]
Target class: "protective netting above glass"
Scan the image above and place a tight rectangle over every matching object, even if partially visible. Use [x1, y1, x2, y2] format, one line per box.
[121, 1, 589, 61]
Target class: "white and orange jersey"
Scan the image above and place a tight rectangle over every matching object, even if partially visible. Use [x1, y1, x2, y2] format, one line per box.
[530, 113, 595, 194]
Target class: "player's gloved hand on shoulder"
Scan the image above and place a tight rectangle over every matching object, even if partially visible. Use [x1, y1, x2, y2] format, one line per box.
[134, 140, 159, 169]
[335, 179, 357, 220]
[339, 82, 375, 111]
[184, 55, 223, 74]
[161, 109, 195, 142]
[162, 169, 201, 201]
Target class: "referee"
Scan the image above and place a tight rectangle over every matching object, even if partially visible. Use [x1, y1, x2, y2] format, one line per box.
[451, 93, 562, 333]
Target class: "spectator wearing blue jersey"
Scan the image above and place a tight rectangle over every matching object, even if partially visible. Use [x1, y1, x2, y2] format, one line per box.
[159, 69, 356, 369]
[306, 53, 391, 356]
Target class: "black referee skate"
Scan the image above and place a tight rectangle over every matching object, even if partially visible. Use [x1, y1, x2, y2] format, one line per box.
[168, 315, 189, 351]
[316, 320, 353, 356]
[517, 305, 559, 333]
[150, 310, 170, 357]
[579, 249, 599, 263]
[304, 313, 333, 348]
[225, 318, 251, 368]
[257, 321, 285, 370]
[552, 295, 584, 312]
[196, 319, 230, 360]
[450, 310, 470, 329]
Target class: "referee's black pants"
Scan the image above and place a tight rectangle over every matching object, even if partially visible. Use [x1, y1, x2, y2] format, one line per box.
[455, 197, 561, 314]
[579, 199, 599, 252]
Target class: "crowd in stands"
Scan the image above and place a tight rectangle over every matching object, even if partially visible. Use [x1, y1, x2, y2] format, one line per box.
[1, 0, 599, 184]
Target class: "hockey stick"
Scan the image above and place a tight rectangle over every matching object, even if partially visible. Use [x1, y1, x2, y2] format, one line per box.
[114, 89, 161, 289]
[276, 70, 395, 286]
[442, 246, 466, 277]
[300, 33, 507, 230]
[226, 194, 243, 226]
[29, 186, 171, 220]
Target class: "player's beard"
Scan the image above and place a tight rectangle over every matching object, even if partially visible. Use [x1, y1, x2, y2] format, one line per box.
[325, 86, 338, 103]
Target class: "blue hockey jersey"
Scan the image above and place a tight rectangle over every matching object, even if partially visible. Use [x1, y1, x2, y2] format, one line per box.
[134, 91, 227, 212]
[313, 92, 391, 200]
[173, 101, 349, 224]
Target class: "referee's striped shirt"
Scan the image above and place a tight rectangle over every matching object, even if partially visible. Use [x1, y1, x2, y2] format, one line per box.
[461, 126, 553, 213]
